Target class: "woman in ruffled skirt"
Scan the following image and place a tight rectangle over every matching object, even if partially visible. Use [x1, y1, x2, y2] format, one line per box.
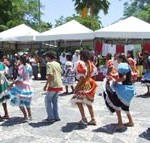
[103, 53, 135, 130]
[71, 50, 97, 125]
[9, 55, 33, 120]
[0, 59, 10, 119]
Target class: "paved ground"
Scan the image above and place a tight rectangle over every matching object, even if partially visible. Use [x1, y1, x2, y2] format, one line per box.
[0, 80, 150, 143]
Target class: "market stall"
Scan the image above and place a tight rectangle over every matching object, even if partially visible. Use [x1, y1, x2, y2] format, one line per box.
[36, 20, 94, 41]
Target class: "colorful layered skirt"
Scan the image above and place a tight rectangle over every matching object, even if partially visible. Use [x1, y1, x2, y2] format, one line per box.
[71, 78, 97, 106]
[103, 78, 135, 113]
[0, 78, 10, 103]
[9, 81, 33, 107]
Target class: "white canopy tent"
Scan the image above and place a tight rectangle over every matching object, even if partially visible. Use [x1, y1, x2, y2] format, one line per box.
[36, 20, 94, 41]
[95, 16, 150, 39]
[0, 24, 39, 42]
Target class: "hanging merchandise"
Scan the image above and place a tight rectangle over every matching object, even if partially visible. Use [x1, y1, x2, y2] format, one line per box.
[143, 43, 150, 53]
[102, 43, 116, 57]
[107, 44, 116, 56]
[116, 45, 124, 54]
[102, 43, 109, 56]
[125, 45, 134, 56]
[133, 44, 142, 57]
[95, 41, 103, 55]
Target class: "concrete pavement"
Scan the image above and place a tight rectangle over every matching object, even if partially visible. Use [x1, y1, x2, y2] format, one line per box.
[0, 80, 150, 143]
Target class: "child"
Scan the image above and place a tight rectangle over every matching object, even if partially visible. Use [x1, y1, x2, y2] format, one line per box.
[63, 53, 76, 94]
[9, 55, 33, 120]
[128, 57, 138, 82]
[106, 60, 119, 82]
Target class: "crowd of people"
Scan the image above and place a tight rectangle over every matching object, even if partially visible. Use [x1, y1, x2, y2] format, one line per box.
[0, 48, 150, 132]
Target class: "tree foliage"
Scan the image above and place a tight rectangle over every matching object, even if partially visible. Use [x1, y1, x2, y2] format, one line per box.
[72, 0, 109, 29]
[123, 0, 150, 23]
[0, 0, 52, 32]
[72, 0, 110, 18]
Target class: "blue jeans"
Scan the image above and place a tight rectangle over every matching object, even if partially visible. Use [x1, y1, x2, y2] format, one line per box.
[45, 91, 60, 120]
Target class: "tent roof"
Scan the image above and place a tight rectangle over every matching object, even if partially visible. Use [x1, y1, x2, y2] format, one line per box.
[95, 16, 150, 39]
[36, 20, 94, 41]
[0, 24, 39, 42]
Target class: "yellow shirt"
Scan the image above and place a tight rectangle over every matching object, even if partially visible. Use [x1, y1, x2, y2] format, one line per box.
[46, 61, 63, 88]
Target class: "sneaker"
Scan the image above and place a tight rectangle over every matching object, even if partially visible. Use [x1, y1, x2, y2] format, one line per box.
[55, 118, 61, 122]
[42, 119, 55, 123]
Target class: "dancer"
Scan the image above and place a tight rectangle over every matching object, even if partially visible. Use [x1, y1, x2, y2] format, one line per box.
[43, 51, 63, 123]
[0, 58, 10, 119]
[103, 53, 135, 130]
[71, 50, 97, 125]
[9, 55, 33, 120]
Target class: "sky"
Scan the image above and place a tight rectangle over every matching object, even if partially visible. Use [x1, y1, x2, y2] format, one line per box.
[41, 0, 129, 27]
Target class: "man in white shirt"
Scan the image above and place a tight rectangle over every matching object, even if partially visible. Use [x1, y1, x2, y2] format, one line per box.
[72, 50, 80, 81]
[72, 50, 80, 65]
[59, 52, 66, 74]
[72, 50, 80, 69]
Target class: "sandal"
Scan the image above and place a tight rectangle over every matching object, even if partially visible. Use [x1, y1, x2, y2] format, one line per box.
[124, 122, 134, 127]
[2, 115, 10, 120]
[28, 116, 32, 121]
[78, 117, 88, 125]
[88, 118, 96, 125]
[143, 92, 150, 97]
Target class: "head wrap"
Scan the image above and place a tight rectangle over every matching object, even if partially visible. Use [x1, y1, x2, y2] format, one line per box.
[118, 63, 130, 74]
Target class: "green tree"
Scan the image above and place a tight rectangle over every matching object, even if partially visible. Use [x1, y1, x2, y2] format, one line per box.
[72, 0, 109, 18]
[72, 0, 109, 29]
[55, 16, 66, 27]
[123, 0, 150, 23]
[0, 0, 52, 32]
[0, 0, 12, 31]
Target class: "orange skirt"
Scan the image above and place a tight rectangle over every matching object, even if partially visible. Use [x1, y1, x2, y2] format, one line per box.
[71, 78, 97, 105]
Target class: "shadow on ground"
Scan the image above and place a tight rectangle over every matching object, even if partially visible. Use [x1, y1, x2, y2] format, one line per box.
[136, 94, 150, 98]
[0, 117, 27, 126]
[39, 81, 46, 83]
[93, 123, 127, 134]
[29, 121, 54, 128]
[139, 128, 150, 141]
[61, 122, 87, 132]
[59, 93, 73, 96]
